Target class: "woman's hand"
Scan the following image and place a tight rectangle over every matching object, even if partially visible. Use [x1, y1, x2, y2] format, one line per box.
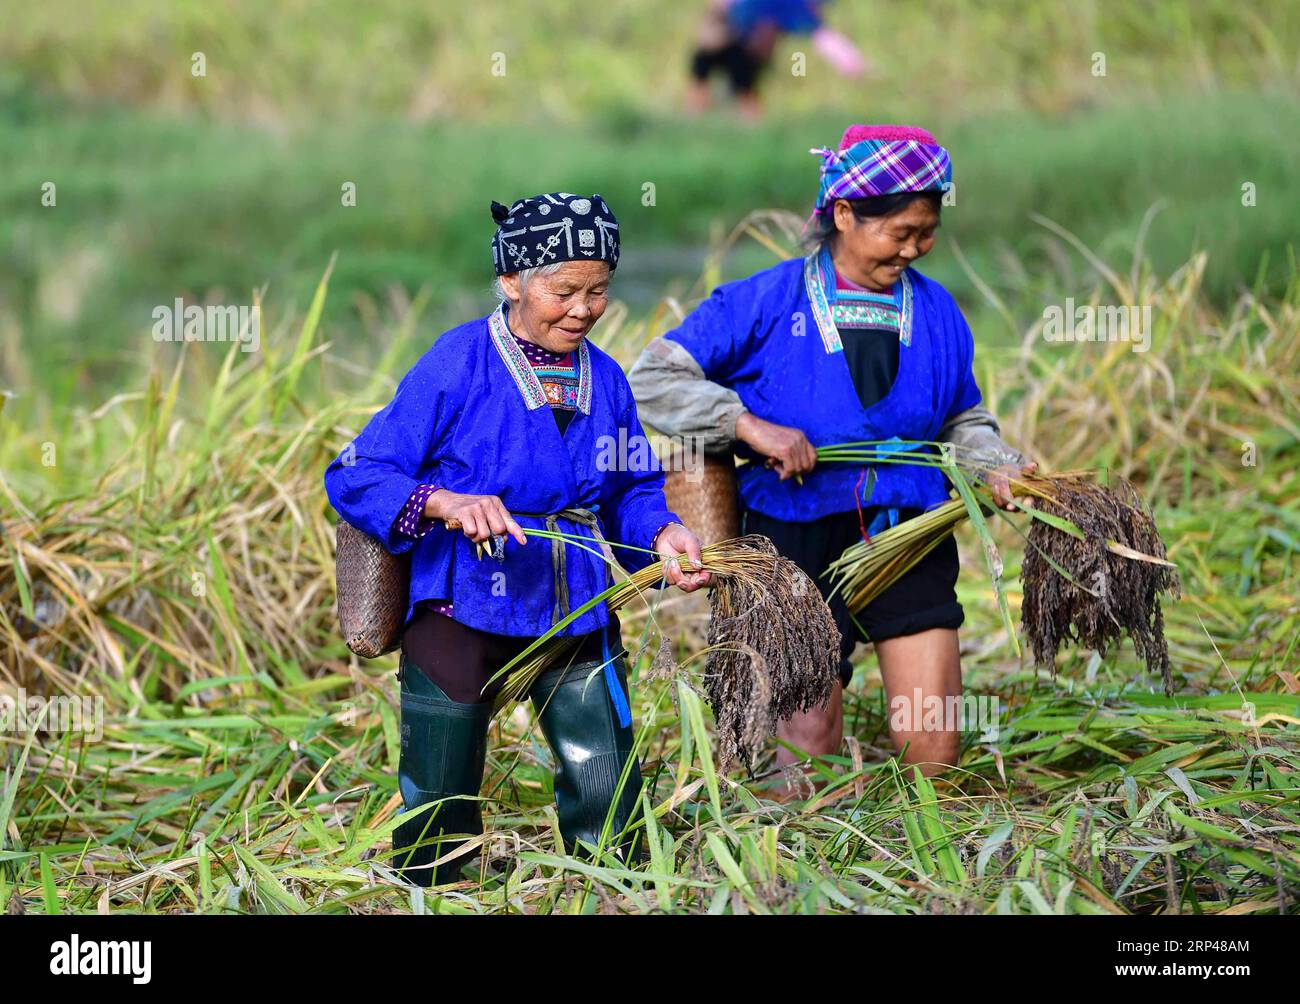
[654, 523, 712, 593]
[736, 412, 817, 481]
[987, 461, 1039, 510]
[425, 490, 527, 545]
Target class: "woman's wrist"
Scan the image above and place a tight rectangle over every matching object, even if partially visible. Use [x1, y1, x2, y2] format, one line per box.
[652, 521, 685, 552]
[420, 486, 445, 520]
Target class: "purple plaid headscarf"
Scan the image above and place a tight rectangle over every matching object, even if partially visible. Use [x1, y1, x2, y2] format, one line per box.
[810, 124, 952, 217]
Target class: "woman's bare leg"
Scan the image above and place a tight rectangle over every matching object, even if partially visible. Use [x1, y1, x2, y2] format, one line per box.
[686, 79, 712, 114]
[760, 628, 963, 799]
[763, 681, 843, 799]
[735, 90, 763, 122]
[875, 628, 963, 777]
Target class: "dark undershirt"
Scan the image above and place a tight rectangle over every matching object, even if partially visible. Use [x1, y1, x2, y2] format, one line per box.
[841, 327, 900, 411]
[834, 269, 902, 410]
[552, 405, 574, 436]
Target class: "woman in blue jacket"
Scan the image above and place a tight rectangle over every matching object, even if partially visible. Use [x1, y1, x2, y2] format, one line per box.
[326, 192, 709, 884]
[630, 127, 1035, 794]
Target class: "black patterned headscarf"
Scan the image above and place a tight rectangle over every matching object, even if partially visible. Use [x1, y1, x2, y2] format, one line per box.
[490, 193, 620, 276]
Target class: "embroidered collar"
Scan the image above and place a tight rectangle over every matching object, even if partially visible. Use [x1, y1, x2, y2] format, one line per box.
[803, 246, 913, 353]
[832, 278, 901, 333]
[510, 328, 573, 367]
[488, 304, 592, 413]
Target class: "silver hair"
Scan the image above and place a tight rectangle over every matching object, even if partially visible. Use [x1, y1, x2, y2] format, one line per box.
[494, 262, 565, 303]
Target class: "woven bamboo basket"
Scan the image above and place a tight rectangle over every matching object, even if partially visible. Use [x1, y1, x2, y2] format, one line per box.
[335, 520, 409, 658]
[661, 450, 740, 547]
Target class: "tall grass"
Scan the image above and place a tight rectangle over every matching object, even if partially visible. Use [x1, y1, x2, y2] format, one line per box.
[1, 220, 1298, 914]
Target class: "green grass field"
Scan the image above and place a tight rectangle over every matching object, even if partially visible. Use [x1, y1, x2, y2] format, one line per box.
[7, 0, 1297, 122]
[5, 89, 1298, 396]
[3, 0, 1299, 393]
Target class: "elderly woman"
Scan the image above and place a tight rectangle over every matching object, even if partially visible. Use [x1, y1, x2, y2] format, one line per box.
[630, 126, 1035, 791]
[325, 192, 709, 885]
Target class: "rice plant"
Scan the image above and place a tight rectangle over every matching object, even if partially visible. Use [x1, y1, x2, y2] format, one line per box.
[1, 229, 1297, 914]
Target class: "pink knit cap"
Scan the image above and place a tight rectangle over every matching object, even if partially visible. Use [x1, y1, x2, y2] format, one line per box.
[838, 124, 940, 150]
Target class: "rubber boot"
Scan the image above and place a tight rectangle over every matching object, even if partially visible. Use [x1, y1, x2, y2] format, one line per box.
[392, 654, 491, 887]
[529, 653, 644, 862]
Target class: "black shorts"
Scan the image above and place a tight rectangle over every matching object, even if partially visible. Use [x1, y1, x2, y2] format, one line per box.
[742, 507, 965, 686]
[690, 42, 763, 93]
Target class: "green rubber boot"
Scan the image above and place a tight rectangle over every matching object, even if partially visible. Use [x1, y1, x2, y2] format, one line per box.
[529, 651, 644, 862]
[393, 655, 491, 887]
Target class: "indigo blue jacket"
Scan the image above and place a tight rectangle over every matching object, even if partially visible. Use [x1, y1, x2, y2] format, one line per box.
[663, 251, 984, 521]
[324, 305, 679, 639]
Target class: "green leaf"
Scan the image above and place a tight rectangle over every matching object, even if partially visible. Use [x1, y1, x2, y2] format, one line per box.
[40, 853, 59, 915]
[274, 255, 335, 421]
[944, 455, 1019, 656]
[977, 822, 1014, 878]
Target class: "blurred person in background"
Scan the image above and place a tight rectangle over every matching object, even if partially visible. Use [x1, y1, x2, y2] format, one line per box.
[687, 0, 871, 120]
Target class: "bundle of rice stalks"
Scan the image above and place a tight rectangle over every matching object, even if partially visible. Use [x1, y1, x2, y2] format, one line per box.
[1021, 473, 1181, 692]
[825, 497, 970, 613]
[819, 440, 1024, 640]
[489, 532, 840, 769]
[822, 462, 1181, 688]
[699, 534, 840, 768]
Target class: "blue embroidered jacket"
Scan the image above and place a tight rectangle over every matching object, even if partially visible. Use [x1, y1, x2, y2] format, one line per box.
[324, 305, 680, 639]
[664, 250, 984, 521]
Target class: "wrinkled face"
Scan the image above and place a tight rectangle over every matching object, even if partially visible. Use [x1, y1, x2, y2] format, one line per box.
[500, 261, 611, 353]
[832, 197, 940, 291]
